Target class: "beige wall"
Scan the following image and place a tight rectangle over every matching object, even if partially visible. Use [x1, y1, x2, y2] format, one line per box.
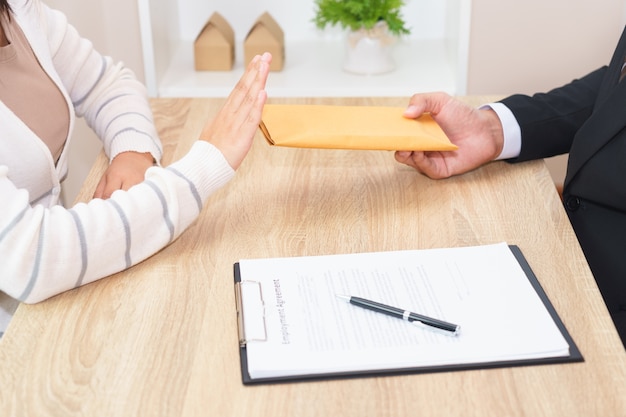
[467, 1, 626, 186]
[467, 1, 626, 96]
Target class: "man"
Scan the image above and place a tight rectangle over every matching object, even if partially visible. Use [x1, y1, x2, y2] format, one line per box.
[395, 27, 626, 348]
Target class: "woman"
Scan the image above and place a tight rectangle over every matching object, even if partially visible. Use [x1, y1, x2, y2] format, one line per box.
[0, 0, 271, 334]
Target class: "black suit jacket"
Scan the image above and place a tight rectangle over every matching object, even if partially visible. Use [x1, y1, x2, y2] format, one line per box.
[500, 27, 626, 346]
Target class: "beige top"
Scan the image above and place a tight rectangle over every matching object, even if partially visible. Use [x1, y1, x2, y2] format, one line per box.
[0, 14, 69, 163]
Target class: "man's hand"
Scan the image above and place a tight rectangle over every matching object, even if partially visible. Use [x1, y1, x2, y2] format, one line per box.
[93, 151, 155, 199]
[394, 92, 505, 179]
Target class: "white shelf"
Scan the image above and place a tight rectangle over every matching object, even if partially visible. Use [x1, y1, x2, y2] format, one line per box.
[138, 0, 471, 98]
[158, 39, 458, 98]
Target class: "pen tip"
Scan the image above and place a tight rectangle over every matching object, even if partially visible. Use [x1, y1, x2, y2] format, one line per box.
[335, 294, 350, 302]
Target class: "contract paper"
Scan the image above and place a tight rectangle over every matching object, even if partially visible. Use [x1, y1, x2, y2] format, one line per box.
[236, 243, 575, 381]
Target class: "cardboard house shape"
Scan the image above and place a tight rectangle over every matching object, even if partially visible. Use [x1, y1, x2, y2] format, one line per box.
[244, 12, 284, 71]
[194, 12, 235, 71]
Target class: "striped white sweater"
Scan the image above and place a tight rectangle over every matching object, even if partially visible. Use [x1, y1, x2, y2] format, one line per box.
[0, 0, 235, 329]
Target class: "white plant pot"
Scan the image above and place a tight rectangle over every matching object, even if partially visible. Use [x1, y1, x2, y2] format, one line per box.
[343, 22, 396, 75]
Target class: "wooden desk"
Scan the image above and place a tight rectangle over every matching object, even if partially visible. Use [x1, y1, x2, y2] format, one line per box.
[1, 97, 625, 417]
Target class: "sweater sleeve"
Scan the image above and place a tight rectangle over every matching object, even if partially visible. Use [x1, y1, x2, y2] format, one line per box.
[0, 141, 234, 304]
[41, 2, 163, 162]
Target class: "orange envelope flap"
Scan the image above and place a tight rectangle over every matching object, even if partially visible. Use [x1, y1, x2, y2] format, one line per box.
[259, 104, 457, 151]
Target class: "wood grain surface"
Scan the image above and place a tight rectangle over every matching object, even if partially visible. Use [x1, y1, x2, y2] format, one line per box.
[1, 97, 625, 417]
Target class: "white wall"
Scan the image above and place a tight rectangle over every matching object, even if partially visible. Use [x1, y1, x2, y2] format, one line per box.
[174, 0, 448, 42]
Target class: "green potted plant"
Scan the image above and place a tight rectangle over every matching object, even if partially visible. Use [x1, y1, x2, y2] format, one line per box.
[313, 0, 411, 74]
[313, 0, 410, 36]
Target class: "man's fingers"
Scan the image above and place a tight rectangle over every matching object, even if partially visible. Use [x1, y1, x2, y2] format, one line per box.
[405, 92, 452, 119]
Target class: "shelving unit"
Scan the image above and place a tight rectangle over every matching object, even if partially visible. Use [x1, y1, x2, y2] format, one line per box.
[137, 0, 471, 98]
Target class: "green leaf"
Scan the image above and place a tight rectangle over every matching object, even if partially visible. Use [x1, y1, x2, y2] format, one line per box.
[313, 0, 411, 36]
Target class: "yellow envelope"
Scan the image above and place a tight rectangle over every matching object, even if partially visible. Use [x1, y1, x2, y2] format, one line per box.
[259, 104, 457, 151]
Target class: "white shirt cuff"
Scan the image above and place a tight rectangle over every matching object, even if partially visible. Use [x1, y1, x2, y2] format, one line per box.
[481, 102, 521, 160]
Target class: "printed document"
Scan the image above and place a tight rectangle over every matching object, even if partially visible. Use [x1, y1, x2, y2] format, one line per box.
[236, 243, 573, 381]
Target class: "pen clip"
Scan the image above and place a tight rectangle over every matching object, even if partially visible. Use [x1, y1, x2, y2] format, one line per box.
[410, 320, 461, 336]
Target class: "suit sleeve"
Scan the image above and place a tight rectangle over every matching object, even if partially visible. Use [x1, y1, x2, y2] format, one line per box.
[500, 67, 607, 162]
